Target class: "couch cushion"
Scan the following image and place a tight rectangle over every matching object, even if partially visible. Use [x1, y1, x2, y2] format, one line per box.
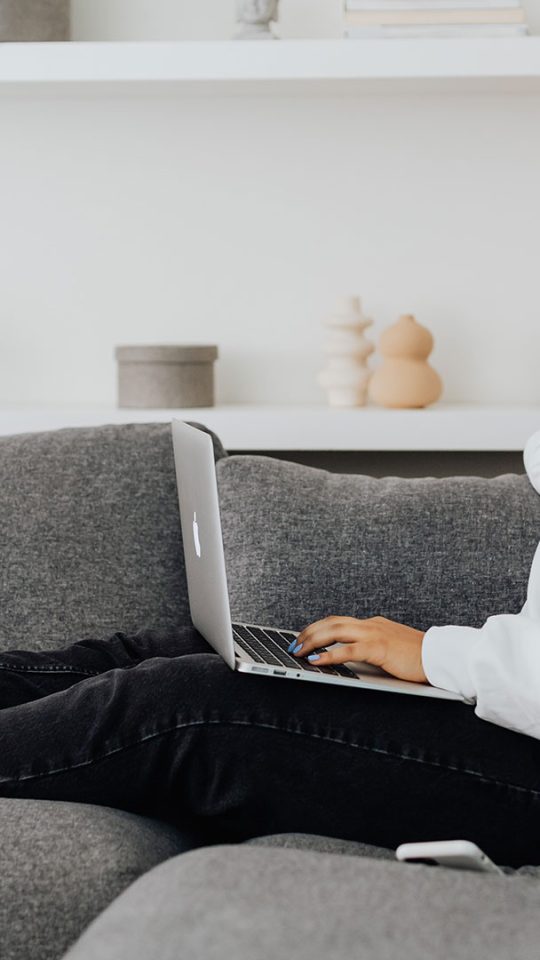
[0, 422, 226, 651]
[217, 456, 540, 632]
[246, 831, 540, 877]
[0, 798, 198, 960]
[247, 830, 395, 860]
[62, 844, 540, 960]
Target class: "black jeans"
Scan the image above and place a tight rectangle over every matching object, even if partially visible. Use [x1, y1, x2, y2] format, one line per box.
[0, 626, 539, 867]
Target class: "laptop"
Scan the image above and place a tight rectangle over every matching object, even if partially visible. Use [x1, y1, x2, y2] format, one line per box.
[171, 419, 466, 703]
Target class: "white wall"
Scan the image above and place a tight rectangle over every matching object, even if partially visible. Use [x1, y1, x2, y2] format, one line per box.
[71, 0, 235, 41]
[70, 1, 344, 41]
[70, 1, 540, 40]
[1, 2, 539, 408]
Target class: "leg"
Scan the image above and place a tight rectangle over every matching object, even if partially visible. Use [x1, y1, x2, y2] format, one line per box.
[0, 626, 210, 707]
[1, 656, 539, 867]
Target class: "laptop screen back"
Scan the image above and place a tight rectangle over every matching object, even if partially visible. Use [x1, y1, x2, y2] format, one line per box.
[171, 419, 236, 669]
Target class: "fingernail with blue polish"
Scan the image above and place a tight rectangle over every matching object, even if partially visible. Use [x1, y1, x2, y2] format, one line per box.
[288, 640, 297, 653]
[308, 654, 320, 662]
[293, 643, 303, 655]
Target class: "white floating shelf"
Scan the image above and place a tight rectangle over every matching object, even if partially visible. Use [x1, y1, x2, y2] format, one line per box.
[1, 404, 539, 452]
[1, 39, 540, 95]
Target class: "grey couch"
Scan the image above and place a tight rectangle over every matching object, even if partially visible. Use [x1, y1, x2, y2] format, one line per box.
[1, 421, 539, 960]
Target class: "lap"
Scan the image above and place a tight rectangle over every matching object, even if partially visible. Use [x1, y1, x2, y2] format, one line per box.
[160, 656, 540, 862]
[2, 639, 540, 864]
[199, 657, 540, 794]
[4, 627, 540, 795]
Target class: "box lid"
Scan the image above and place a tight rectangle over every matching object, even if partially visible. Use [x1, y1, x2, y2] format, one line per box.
[115, 344, 218, 364]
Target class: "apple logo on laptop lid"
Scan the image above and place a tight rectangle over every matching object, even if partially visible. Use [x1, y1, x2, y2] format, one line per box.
[192, 512, 202, 558]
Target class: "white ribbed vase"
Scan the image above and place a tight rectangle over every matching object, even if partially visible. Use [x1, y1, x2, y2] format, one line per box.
[318, 296, 375, 408]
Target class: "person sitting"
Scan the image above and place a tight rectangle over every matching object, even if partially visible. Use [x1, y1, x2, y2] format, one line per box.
[1, 432, 540, 868]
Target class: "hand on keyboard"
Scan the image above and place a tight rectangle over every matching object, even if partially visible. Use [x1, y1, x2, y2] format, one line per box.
[289, 616, 428, 685]
[233, 624, 355, 678]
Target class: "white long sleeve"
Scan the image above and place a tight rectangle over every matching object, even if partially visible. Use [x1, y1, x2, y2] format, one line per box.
[421, 430, 540, 739]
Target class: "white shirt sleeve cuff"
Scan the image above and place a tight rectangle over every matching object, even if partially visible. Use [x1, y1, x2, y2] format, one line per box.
[524, 429, 540, 494]
[422, 625, 478, 703]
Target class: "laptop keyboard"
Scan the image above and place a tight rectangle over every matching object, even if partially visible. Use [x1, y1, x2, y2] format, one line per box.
[232, 624, 356, 679]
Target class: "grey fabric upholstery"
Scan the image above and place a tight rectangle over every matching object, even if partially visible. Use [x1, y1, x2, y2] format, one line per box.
[247, 831, 394, 860]
[217, 455, 539, 632]
[0, 798, 194, 960]
[63, 844, 540, 960]
[0, 421, 225, 959]
[0, 421, 226, 651]
[1, 427, 540, 960]
[247, 832, 540, 877]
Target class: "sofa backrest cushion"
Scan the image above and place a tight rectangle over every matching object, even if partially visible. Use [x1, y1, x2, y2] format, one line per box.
[217, 455, 540, 632]
[0, 422, 226, 652]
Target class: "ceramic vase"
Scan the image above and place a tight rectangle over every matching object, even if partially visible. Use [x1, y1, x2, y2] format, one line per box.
[368, 314, 442, 409]
[234, 0, 280, 40]
[318, 296, 374, 407]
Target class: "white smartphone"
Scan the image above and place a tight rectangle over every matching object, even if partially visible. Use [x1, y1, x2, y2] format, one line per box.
[395, 840, 503, 875]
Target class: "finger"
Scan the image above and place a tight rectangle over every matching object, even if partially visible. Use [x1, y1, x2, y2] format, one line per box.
[289, 625, 339, 656]
[295, 616, 337, 640]
[305, 641, 369, 668]
[292, 620, 368, 657]
[288, 618, 333, 653]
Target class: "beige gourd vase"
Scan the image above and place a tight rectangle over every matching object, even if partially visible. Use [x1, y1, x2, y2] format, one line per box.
[368, 314, 442, 409]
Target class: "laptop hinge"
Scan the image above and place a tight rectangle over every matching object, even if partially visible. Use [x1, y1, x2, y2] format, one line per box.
[233, 639, 255, 663]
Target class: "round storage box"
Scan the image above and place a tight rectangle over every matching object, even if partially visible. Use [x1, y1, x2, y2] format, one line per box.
[115, 344, 218, 409]
[0, 1, 70, 41]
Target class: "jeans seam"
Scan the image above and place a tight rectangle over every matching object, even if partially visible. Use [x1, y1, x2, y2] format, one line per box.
[0, 664, 100, 677]
[4, 718, 540, 800]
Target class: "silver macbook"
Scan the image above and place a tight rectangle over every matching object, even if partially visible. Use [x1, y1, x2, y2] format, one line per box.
[171, 419, 465, 703]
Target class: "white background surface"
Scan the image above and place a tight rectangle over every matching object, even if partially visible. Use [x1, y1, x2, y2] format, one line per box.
[70, 1, 540, 41]
[1, 1, 539, 408]
[69, 1, 345, 41]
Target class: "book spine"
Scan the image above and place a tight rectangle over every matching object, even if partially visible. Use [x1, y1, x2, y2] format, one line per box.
[345, 1, 521, 9]
[344, 10, 525, 26]
[345, 23, 528, 36]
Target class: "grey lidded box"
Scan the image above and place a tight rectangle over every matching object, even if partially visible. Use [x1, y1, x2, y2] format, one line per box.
[0, 1, 70, 41]
[116, 344, 219, 409]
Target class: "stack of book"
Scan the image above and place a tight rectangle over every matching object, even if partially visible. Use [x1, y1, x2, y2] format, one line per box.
[343, 1, 529, 39]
